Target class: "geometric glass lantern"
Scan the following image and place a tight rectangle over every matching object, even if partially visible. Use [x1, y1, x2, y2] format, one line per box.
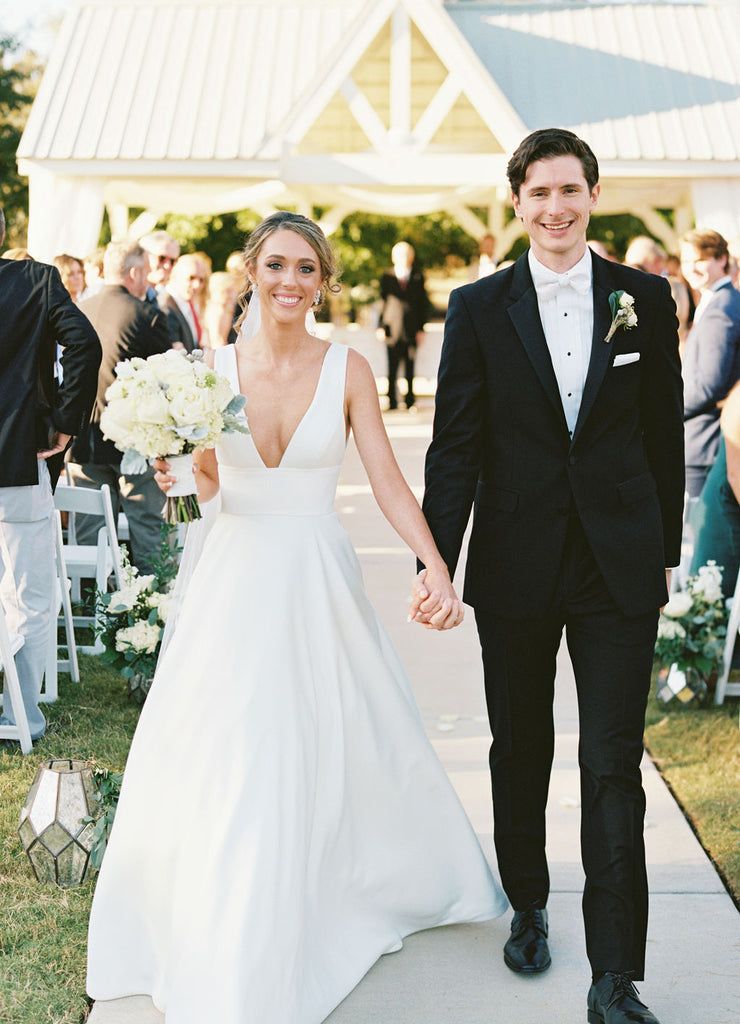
[655, 663, 707, 705]
[18, 759, 98, 888]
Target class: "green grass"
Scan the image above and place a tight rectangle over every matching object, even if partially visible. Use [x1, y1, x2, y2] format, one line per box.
[1, 661, 738, 1022]
[644, 690, 740, 906]
[0, 657, 138, 1024]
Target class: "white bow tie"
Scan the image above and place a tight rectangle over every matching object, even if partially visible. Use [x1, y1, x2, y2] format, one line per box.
[535, 267, 591, 301]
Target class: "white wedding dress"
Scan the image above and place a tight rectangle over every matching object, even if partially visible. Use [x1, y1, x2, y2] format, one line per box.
[87, 342, 506, 1023]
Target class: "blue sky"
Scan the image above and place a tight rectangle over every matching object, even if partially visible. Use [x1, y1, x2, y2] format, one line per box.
[1, 0, 108, 56]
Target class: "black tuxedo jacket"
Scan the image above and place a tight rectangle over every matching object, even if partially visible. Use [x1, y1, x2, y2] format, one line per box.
[70, 285, 171, 465]
[0, 258, 101, 488]
[380, 269, 429, 346]
[422, 250, 684, 618]
[158, 292, 198, 352]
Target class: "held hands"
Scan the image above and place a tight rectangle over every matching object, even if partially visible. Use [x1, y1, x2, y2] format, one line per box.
[407, 568, 465, 631]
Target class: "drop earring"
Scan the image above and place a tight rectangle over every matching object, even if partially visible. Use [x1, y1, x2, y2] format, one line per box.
[314, 289, 322, 306]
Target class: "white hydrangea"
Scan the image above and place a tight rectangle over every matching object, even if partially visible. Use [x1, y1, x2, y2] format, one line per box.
[657, 618, 687, 640]
[115, 620, 161, 654]
[662, 591, 693, 618]
[690, 561, 723, 605]
[146, 590, 171, 622]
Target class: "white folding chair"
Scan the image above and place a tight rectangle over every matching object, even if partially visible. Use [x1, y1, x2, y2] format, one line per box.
[671, 495, 700, 594]
[41, 511, 79, 703]
[0, 599, 33, 754]
[715, 565, 740, 705]
[53, 483, 123, 654]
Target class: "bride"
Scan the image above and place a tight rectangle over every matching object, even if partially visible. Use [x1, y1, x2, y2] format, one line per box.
[86, 212, 507, 1023]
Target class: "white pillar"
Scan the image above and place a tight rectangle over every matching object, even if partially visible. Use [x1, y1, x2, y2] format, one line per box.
[691, 179, 740, 246]
[26, 167, 105, 263]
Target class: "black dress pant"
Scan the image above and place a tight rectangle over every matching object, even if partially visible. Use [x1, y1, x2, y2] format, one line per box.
[386, 340, 415, 408]
[474, 513, 658, 979]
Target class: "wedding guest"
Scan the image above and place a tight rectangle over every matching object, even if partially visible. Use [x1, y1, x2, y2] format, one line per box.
[624, 235, 666, 276]
[0, 206, 100, 745]
[680, 228, 740, 497]
[690, 381, 740, 597]
[664, 253, 693, 348]
[67, 241, 171, 573]
[53, 253, 86, 304]
[202, 271, 239, 347]
[378, 241, 429, 411]
[139, 230, 180, 307]
[81, 247, 105, 299]
[468, 232, 497, 280]
[415, 128, 683, 1024]
[159, 253, 208, 352]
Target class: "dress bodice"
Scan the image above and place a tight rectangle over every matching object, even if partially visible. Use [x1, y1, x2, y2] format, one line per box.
[213, 342, 348, 517]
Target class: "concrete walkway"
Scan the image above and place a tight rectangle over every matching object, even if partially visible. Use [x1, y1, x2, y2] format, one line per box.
[90, 365, 740, 1023]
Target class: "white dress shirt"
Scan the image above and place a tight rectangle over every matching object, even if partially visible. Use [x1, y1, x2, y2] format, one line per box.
[692, 274, 732, 327]
[529, 248, 594, 438]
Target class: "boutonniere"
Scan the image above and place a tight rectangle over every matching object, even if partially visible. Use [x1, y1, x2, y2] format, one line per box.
[604, 290, 637, 343]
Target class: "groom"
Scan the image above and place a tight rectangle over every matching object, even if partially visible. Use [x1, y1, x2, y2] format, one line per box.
[415, 129, 683, 1023]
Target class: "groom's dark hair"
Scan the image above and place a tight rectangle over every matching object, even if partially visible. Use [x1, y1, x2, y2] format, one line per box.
[507, 128, 599, 197]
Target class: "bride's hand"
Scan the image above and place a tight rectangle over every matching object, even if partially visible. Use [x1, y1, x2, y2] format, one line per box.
[408, 566, 465, 631]
[152, 457, 174, 494]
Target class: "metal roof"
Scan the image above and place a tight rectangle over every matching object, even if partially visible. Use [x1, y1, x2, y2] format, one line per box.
[18, 0, 366, 163]
[19, 0, 740, 168]
[447, 1, 740, 162]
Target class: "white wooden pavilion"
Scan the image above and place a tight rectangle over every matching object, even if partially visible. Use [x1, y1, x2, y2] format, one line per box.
[16, 0, 740, 262]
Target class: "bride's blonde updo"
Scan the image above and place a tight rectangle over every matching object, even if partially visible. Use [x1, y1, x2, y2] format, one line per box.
[235, 211, 341, 330]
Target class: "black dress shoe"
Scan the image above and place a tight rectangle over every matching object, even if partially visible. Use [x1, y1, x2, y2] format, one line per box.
[587, 973, 661, 1024]
[503, 905, 551, 974]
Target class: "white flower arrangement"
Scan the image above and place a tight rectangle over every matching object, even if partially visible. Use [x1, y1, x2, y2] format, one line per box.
[100, 349, 248, 522]
[96, 539, 179, 694]
[604, 290, 638, 343]
[654, 561, 728, 704]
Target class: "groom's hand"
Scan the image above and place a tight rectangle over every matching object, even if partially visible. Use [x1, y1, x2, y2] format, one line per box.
[408, 568, 465, 630]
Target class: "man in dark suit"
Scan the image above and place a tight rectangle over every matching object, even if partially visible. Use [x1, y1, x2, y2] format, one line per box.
[415, 130, 683, 1024]
[379, 241, 429, 410]
[157, 253, 207, 352]
[0, 205, 101, 742]
[67, 240, 172, 572]
[680, 227, 740, 497]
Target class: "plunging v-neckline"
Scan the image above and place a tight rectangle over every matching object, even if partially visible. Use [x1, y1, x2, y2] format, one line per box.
[233, 344, 331, 469]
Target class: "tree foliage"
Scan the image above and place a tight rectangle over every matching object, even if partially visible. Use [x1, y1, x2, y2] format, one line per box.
[0, 34, 43, 248]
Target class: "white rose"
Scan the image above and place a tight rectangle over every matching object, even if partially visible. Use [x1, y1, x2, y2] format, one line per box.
[135, 389, 172, 426]
[662, 592, 692, 618]
[100, 401, 136, 446]
[619, 292, 634, 308]
[167, 388, 212, 426]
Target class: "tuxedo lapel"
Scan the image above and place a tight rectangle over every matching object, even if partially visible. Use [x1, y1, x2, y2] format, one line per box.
[572, 254, 616, 442]
[507, 255, 568, 430]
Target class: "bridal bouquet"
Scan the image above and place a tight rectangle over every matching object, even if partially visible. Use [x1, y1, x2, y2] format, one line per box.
[100, 349, 247, 523]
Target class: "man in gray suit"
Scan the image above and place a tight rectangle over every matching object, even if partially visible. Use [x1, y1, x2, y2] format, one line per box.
[680, 227, 740, 497]
[67, 241, 171, 572]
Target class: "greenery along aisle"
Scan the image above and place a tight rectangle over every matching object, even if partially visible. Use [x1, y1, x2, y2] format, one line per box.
[0, 657, 138, 1024]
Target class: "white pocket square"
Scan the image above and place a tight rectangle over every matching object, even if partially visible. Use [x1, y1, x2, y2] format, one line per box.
[613, 352, 640, 367]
